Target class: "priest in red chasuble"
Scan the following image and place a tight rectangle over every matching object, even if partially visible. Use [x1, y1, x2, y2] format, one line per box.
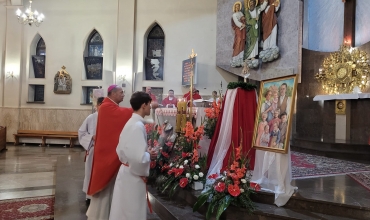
[183, 88, 202, 101]
[87, 85, 133, 220]
[162, 89, 178, 107]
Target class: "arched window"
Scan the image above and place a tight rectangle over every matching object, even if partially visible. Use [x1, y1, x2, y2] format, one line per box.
[84, 30, 103, 80]
[32, 37, 46, 78]
[145, 24, 165, 80]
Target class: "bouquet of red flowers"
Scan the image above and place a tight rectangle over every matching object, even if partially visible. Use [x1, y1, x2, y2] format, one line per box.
[145, 123, 175, 180]
[158, 122, 208, 196]
[193, 133, 255, 220]
[204, 100, 221, 139]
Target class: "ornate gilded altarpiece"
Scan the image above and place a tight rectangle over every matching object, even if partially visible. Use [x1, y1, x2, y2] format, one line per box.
[54, 66, 72, 94]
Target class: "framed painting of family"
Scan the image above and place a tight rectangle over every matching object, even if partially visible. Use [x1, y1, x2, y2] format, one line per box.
[252, 75, 298, 154]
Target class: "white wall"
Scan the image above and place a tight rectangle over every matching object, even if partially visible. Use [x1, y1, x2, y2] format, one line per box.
[0, 2, 6, 106]
[133, 0, 237, 107]
[1, 0, 237, 109]
[18, 0, 118, 109]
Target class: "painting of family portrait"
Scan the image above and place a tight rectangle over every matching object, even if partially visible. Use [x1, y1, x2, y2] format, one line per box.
[252, 75, 297, 154]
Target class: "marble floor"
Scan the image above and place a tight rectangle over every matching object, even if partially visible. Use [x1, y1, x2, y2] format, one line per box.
[1, 145, 370, 219]
[0, 145, 85, 201]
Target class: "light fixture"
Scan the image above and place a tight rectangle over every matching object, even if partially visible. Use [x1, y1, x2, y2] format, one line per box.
[315, 44, 370, 94]
[16, 0, 45, 27]
[6, 71, 16, 79]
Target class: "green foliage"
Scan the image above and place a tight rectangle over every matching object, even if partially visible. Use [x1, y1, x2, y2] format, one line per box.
[216, 195, 233, 219]
[204, 118, 217, 139]
[227, 82, 257, 90]
[193, 190, 212, 212]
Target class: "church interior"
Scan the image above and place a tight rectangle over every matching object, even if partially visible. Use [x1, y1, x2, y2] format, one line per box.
[1, 0, 370, 219]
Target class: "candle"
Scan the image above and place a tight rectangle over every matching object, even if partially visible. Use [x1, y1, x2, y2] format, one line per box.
[181, 107, 187, 132]
[176, 99, 187, 133]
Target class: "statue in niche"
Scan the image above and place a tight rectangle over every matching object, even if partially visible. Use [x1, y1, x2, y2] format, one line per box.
[230, 1, 246, 68]
[54, 66, 72, 94]
[259, 0, 280, 63]
[244, 0, 268, 68]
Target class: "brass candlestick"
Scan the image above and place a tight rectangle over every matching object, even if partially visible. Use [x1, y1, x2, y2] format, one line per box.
[189, 49, 197, 124]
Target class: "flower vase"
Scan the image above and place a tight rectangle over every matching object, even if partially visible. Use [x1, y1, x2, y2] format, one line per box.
[191, 181, 204, 191]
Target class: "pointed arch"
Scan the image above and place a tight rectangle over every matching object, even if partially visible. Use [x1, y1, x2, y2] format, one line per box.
[84, 29, 103, 80]
[30, 33, 46, 78]
[144, 22, 165, 81]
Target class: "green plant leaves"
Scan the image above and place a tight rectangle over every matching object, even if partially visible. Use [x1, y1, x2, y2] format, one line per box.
[193, 190, 211, 212]
[216, 195, 233, 220]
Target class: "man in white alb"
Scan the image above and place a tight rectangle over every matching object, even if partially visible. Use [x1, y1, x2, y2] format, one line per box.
[78, 97, 104, 205]
[109, 91, 157, 220]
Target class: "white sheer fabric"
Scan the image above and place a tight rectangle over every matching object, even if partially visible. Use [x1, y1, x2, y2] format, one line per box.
[251, 146, 297, 207]
[204, 89, 238, 188]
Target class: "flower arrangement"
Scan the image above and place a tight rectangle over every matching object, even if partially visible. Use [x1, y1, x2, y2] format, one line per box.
[204, 100, 221, 139]
[145, 123, 175, 180]
[157, 122, 208, 196]
[193, 132, 255, 220]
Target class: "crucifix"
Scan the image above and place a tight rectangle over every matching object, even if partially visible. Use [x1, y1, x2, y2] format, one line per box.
[189, 49, 197, 123]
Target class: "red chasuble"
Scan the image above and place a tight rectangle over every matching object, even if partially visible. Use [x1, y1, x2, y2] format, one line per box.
[162, 97, 178, 107]
[87, 98, 133, 195]
[206, 89, 256, 170]
[183, 92, 202, 101]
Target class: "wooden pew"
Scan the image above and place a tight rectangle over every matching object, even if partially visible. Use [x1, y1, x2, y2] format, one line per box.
[0, 126, 6, 151]
[14, 130, 78, 148]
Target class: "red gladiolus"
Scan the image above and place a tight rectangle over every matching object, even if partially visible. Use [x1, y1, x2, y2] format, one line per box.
[174, 168, 184, 177]
[192, 149, 199, 163]
[157, 125, 163, 135]
[228, 184, 241, 197]
[214, 182, 226, 192]
[179, 178, 188, 188]
[208, 173, 218, 179]
[150, 161, 156, 169]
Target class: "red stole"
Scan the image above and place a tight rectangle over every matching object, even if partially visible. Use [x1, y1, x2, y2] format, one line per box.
[87, 98, 133, 195]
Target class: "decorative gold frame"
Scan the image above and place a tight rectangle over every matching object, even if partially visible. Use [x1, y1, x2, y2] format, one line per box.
[335, 100, 346, 115]
[252, 75, 298, 154]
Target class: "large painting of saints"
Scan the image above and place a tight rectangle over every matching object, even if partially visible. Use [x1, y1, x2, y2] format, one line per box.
[252, 75, 297, 154]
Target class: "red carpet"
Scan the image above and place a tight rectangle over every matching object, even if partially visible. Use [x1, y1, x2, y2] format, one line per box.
[0, 196, 54, 220]
[348, 171, 370, 192]
[291, 151, 370, 179]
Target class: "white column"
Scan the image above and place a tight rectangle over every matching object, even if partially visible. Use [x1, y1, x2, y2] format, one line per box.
[335, 101, 351, 140]
[4, 5, 23, 107]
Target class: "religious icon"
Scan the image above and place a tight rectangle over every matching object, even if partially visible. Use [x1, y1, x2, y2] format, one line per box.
[54, 66, 72, 94]
[252, 74, 297, 154]
[259, 0, 280, 63]
[230, 1, 246, 67]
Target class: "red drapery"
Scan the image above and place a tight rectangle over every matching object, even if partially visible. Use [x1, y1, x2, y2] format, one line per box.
[206, 88, 257, 170]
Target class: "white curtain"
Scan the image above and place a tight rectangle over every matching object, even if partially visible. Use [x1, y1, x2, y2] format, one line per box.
[204, 89, 238, 188]
[251, 146, 297, 206]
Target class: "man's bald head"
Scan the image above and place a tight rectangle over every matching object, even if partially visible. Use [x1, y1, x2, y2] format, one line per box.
[146, 87, 152, 94]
